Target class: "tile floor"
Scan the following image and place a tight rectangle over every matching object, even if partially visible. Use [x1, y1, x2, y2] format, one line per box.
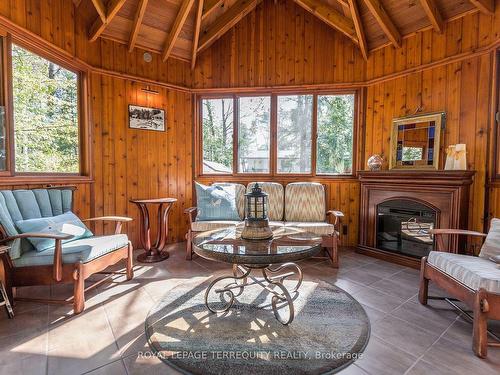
[0, 244, 499, 375]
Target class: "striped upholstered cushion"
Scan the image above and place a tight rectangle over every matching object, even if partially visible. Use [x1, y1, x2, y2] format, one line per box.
[479, 218, 500, 260]
[284, 183, 326, 222]
[427, 252, 500, 293]
[284, 222, 336, 236]
[247, 182, 284, 221]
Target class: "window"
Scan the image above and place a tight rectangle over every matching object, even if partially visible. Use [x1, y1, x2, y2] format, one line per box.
[316, 94, 355, 175]
[12, 44, 79, 173]
[238, 96, 271, 173]
[201, 98, 234, 174]
[0, 35, 87, 179]
[199, 92, 357, 177]
[277, 95, 313, 174]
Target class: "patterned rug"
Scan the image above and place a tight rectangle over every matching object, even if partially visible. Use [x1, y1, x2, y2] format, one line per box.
[145, 275, 370, 375]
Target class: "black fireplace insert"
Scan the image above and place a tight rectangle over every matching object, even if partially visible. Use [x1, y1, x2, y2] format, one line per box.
[376, 199, 437, 258]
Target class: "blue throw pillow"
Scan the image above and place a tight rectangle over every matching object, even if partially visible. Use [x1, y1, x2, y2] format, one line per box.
[16, 212, 93, 252]
[195, 182, 240, 221]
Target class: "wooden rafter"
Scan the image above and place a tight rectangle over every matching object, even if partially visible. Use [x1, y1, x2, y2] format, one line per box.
[292, 0, 357, 43]
[469, 0, 495, 15]
[129, 0, 149, 52]
[363, 0, 401, 48]
[198, 0, 264, 53]
[162, 0, 196, 61]
[88, 0, 127, 42]
[419, 0, 444, 33]
[91, 0, 106, 22]
[348, 0, 368, 60]
[335, 0, 351, 14]
[192, 0, 204, 69]
[202, 0, 225, 20]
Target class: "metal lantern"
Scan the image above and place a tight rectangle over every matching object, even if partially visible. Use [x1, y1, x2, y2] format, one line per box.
[241, 183, 274, 240]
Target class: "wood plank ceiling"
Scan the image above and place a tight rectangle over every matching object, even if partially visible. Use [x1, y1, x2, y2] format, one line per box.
[79, 0, 495, 66]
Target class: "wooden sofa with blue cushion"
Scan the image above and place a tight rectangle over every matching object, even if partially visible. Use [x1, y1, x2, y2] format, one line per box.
[185, 182, 344, 267]
[0, 186, 134, 315]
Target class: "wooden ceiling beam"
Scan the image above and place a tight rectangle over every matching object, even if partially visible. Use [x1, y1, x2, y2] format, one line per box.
[469, 0, 495, 15]
[192, 0, 204, 69]
[202, 0, 225, 20]
[89, 0, 127, 42]
[162, 0, 196, 61]
[348, 0, 368, 60]
[198, 0, 263, 53]
[419, 0, 444, 33]
[129, 0, 149, 52]
[335, 0, 351, 14]
[91, 0, 106, 22]
[292, 0, 357, 43]
[363, 0, 401, 48]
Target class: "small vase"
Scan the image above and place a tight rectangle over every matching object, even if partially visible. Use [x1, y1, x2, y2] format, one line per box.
[367, 155, 383, 171]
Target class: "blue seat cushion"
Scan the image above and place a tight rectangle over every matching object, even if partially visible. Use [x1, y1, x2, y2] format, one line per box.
[16, 212, 93, 252]
[195, 182, 240, 221]
[12, 234, 129, 267]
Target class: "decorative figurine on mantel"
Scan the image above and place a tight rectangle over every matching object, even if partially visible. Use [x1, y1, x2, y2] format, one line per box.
[367, 154, 384, 171]
[241, 184, 273, 240]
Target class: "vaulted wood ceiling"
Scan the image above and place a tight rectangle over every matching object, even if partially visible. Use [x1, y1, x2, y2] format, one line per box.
[78, 0, 495, 66]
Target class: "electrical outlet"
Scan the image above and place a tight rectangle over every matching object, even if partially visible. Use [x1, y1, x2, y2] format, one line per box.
[342, 224, 348, 235]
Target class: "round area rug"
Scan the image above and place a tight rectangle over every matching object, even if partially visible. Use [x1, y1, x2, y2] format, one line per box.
[145, 276, 370, 375]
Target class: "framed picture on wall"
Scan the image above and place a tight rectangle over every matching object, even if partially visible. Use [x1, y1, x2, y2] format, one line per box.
[128, 105, 165, 131]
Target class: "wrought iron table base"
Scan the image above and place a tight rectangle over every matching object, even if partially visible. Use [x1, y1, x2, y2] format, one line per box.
[204, 262, 303, 325]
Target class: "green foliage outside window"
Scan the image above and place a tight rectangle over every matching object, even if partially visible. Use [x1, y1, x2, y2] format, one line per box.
[317, 95, 355, 174]
[12, 44, 79, 173]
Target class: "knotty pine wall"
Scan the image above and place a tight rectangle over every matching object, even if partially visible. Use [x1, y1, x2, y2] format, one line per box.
[0, 0, 194, 245]
[1, 0, 500, 249]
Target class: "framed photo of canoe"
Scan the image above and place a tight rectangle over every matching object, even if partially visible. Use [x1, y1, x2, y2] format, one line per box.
[128, 105, 165, 132]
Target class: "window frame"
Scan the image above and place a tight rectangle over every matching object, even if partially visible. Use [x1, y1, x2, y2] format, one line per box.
[196, 89, 360, 179]
[0, 31, 91, 183]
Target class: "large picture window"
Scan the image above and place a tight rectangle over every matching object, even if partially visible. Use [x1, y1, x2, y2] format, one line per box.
[0, 34, 87, 179]
[12, 44, 79, 173]
[199, 92, 357, 177]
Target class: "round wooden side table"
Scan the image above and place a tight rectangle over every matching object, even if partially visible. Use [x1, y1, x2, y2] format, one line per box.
[130, 198, 177, 263]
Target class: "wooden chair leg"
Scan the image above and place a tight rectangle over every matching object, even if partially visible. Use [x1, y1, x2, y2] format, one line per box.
[186, 230, 193, 260]
[126, 241, 134, 280]
[472, 289, 488, 358]
[418, 257, 429, 305]
[73, 262, 85, 314]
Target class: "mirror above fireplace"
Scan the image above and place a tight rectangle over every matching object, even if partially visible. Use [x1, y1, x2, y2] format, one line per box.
[389, 112, 445, 170]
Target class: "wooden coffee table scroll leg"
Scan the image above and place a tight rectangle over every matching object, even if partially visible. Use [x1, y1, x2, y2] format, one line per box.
[136, 202, 171, 263]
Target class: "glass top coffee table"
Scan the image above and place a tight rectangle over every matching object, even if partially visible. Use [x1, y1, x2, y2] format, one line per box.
[193, 226, 322, 324]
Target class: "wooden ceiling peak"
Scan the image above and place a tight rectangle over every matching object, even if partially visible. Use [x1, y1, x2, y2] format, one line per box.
[198, 0, 264, 54]
[469, 0, 495, 15]
[88, 0, 127, 42]
[292, 0, 358, 43]
[348, 0, 368, 60]
[162, 0, 196, 61]
[363, 0, 401, 48]
[128, 0, 149, 52]
[192, 0, 205, 69]
[419, 0, 444, 33]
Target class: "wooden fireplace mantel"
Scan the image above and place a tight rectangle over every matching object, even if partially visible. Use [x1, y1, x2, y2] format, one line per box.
[357, 170, 475, 268]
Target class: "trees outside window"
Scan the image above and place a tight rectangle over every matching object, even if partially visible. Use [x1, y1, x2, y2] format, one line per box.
[12, 44, 79, 173]
[316, 94, 355, 175]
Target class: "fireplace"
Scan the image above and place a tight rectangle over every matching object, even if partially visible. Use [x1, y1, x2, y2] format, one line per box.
[376, 199, 437, 258]
[358, 170, 474, 268]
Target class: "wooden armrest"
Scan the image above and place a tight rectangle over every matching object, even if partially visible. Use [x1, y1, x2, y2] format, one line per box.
[0, 232, 73, 242]
[429, 229, 487, 237]
[83, 216, 132, 234]
[185, 207, 197, 224]
[83, 216, 133, 222]
[0, 232, 70, 282]
[326, 210, 344, 227]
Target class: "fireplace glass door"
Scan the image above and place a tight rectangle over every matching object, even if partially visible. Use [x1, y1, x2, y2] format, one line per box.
[376, 200, 437, 258]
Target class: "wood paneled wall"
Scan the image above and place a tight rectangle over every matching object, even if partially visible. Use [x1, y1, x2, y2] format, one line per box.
[193, 0, 367, 89]
[1, 0, 500, 249]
